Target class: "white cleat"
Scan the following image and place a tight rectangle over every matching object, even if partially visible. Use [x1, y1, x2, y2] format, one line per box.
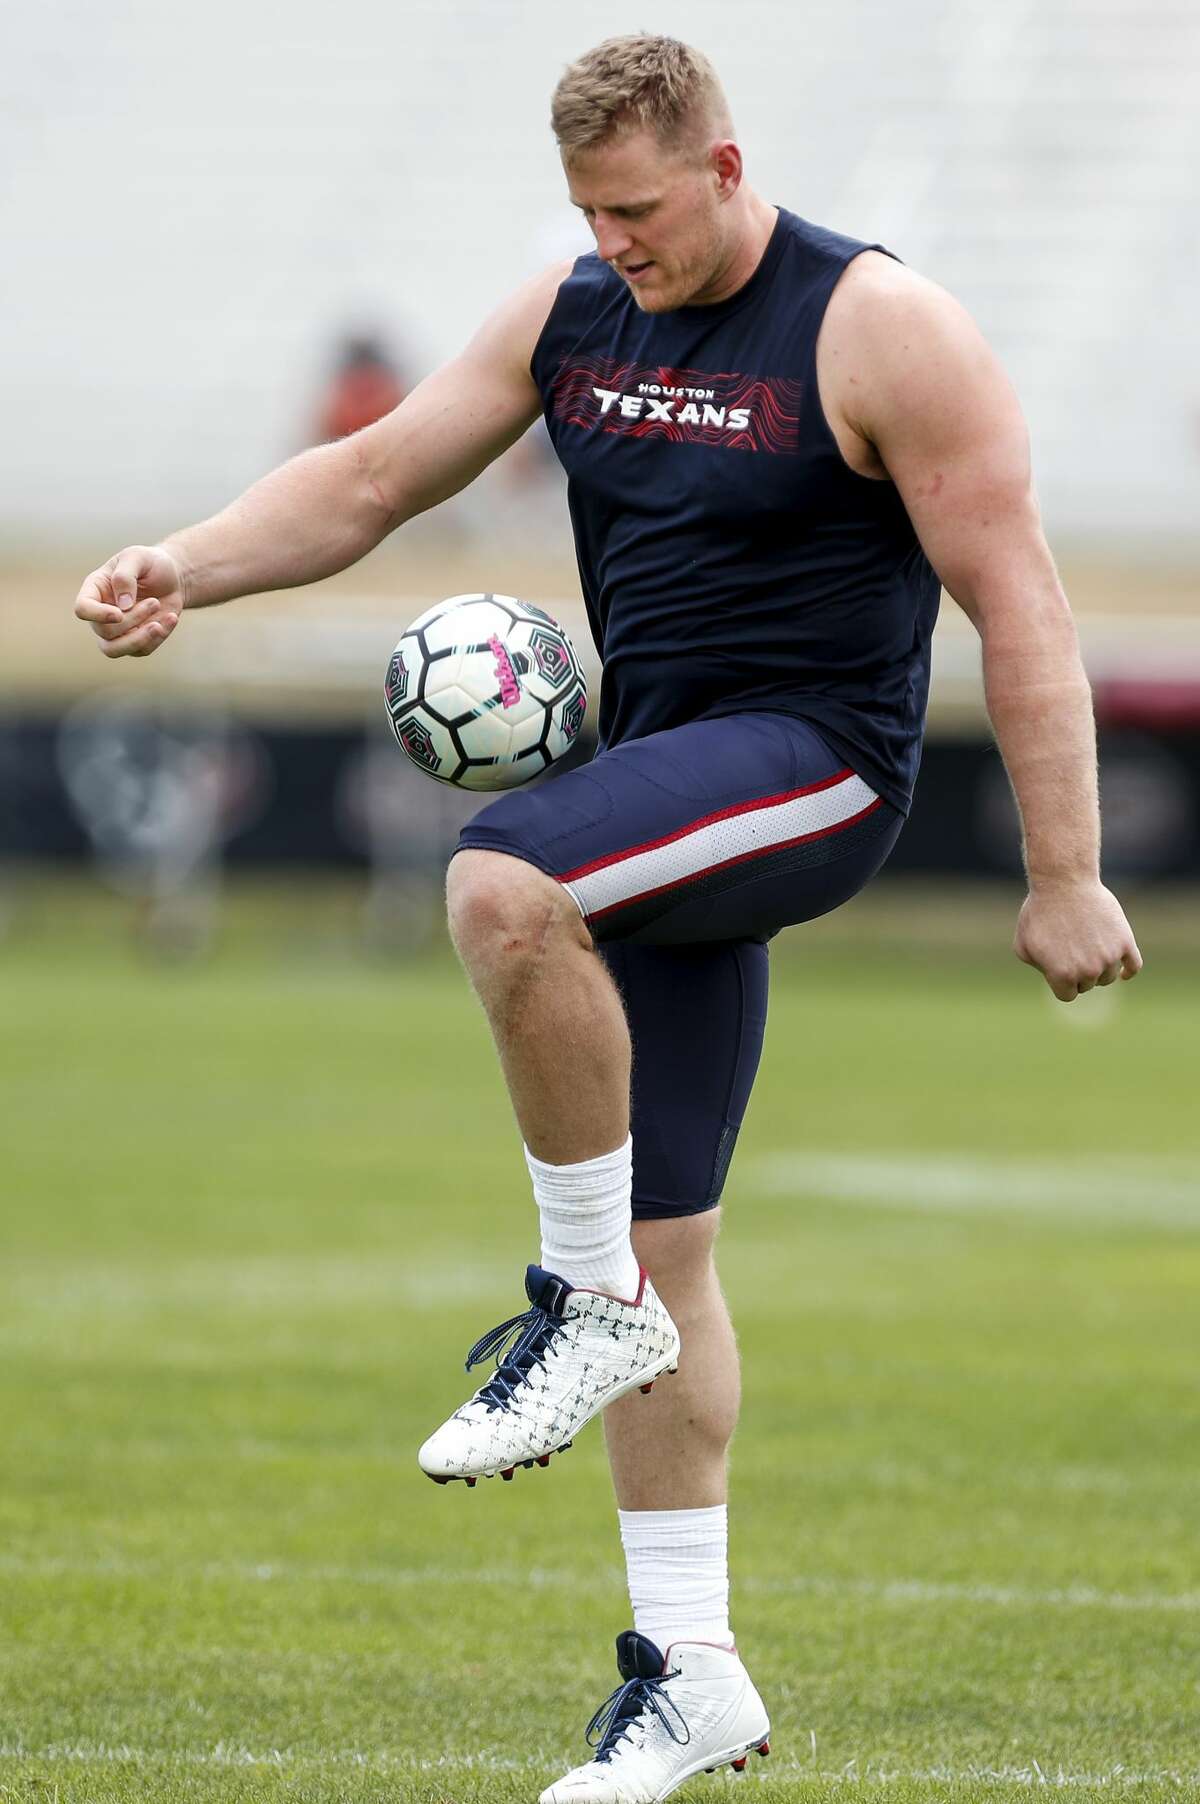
[417, 1265, 680, 1485]
[540, 1632, 771, 1804]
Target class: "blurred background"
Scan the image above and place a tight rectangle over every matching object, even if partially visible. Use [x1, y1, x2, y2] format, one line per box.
[2, 0, 1199, 942]
[2, 5, 1200, 1791]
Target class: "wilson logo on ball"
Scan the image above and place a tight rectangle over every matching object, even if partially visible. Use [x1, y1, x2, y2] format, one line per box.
[488, 636, 522, 709]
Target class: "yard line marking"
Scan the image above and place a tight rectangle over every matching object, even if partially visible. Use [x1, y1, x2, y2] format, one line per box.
[0, 1743, 1196, 1787]
[747, 1152, 1200, 1227]
[759, 1573, 1200, 1614]
[2, 1552, 1198, 1614]
[0, 1256, 510, 1314]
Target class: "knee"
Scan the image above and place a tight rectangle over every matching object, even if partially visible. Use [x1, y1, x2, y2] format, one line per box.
[632, 1213, 723, 1320]
[447, 849, 583, 973]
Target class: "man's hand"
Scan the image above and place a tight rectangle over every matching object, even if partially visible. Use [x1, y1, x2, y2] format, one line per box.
[1014, 880, 1143, 1002]
[74, 544, 185, 659]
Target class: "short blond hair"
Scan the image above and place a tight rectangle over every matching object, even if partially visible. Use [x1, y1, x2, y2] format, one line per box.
[551, 34, 732, 159]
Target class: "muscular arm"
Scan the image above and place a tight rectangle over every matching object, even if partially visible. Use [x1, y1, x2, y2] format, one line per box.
[826, 255, 1142, 998]
[170, 263, 566, 606]
[76, 262, 569, 645]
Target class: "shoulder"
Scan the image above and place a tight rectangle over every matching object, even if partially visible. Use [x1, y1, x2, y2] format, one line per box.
[820, 250, 1018, 444]
[454, 257, 577, 387]
[528, 251, 626, 381]
[468, 258, 577, 366]
[824, 251, 996, 391]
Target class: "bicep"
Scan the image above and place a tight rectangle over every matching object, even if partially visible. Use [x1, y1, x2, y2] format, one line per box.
[856, 278, 1055, 620]
[360, 353, 541, 522]
[355, 262, 568, 523]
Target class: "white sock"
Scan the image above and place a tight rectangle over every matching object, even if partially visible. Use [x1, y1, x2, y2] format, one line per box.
[525, 1136, 640, 1299]
[618, 1505, 733, 1653]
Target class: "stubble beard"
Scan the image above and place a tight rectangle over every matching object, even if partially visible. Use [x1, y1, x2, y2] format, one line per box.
[629, 230, 727, 315]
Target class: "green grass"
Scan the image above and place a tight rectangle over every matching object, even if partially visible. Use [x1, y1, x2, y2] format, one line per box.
[1, 877, 1198, 1802]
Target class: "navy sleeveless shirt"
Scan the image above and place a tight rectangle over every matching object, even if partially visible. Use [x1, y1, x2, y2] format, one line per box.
[529, 209, 942, 814]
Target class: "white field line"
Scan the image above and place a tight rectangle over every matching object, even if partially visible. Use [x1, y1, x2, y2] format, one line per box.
[2, 1552, 1198, 1616]
[747, 1152, 1200, 1228]
[0, 1742, 1196, 1788]
[0, 1256, 511, 1315]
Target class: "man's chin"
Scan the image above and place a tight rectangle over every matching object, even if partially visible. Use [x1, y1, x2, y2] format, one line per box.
[628, 282, 678, 315]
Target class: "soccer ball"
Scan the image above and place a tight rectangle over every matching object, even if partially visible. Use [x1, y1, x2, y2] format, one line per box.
[384, 593, 588, 791]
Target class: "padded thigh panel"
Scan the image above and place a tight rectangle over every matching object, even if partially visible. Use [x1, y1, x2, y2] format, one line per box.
[602, 940, 770, 1219]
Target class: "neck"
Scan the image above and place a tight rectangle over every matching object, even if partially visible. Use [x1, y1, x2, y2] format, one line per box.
[692, 190, 778, 306]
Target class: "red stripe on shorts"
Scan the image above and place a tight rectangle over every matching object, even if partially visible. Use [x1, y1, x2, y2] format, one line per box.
[584, 797, 885, 921]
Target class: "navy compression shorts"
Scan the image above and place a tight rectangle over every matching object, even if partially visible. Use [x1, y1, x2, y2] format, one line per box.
[455, 712, 903, 1218]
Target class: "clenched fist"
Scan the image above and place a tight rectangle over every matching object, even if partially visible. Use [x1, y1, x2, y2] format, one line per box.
[1014, 879, 1143, 1002]
[74, 544, 185, 659]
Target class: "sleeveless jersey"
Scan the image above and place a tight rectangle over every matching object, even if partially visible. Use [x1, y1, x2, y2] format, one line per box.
[529, 209, 942, 814]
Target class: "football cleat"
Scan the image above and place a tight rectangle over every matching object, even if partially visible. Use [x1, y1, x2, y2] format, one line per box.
[539, 1632, 771, 1803]
[418, 1265, 679, 1484]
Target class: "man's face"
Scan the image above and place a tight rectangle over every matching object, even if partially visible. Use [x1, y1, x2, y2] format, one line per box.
[564, 129, 728, 313]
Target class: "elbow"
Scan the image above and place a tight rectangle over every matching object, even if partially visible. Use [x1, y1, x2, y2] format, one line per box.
[951, 553, 1074, 646]
[343, 430, 405, 535]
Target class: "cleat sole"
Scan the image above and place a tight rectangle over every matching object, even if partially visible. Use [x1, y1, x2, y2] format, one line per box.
[425, 1442, 576, 1487]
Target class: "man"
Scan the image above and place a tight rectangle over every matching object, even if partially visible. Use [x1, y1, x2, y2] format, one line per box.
[74, 34, 1142, 1804]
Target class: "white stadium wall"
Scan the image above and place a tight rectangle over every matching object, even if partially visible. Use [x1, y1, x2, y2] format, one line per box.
[3, 0, 1199, 545]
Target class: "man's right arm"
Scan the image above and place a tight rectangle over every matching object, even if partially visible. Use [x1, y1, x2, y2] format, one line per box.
[74, 262, 570, 659]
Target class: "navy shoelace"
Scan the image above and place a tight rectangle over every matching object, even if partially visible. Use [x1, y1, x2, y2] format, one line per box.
[586, 1675, 690, 1763]
[464, 1304, 566, 1411]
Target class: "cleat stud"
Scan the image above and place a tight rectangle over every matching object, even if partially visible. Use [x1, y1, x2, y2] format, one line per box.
[705, 1768, 717, 1775]
[500, 1468, 514, 1480]
[757, 1741, 770, 1757]
[731, 1756, 747, 1772]
[639, 1381, 654, 1394]
[465, 1476, 477, 1488]
[536, 1454, 551, 1467]
[432, 1476, 450, 1485]
[522, 1460, 534, 1469]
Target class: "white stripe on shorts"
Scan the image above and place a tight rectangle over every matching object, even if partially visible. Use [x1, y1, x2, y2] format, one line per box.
[558, 767, 880, 923]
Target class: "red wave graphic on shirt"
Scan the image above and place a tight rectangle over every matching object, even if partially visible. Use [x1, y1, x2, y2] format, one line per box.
[550, 356, 803, 455]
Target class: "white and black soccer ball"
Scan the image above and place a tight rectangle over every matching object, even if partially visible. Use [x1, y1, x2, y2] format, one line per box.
[384, 593, 588, 791]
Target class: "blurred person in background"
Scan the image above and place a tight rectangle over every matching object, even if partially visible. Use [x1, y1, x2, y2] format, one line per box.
[314, 330, 407, 444]
[73, 32, 1143, 1804]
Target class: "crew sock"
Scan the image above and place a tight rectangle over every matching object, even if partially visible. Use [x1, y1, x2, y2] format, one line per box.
[526, 1135, 640, 1298]
[618, 1505, 734, 1653]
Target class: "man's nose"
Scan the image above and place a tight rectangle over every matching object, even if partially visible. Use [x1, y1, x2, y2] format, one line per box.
[593, 215, 635, 264]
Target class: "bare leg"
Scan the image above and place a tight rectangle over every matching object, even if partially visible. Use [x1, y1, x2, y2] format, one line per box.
[446, 849, 631, 1163]
[605, 1212, 740, 1509]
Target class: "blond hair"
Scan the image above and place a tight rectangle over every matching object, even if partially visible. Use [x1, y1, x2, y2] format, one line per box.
[551, 34, 732, 159]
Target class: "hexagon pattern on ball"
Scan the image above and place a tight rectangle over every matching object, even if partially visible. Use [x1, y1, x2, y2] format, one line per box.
[384, 593, 587, 791]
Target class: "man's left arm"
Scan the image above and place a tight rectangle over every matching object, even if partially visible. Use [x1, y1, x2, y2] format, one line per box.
[837, 258, 1142, 1000]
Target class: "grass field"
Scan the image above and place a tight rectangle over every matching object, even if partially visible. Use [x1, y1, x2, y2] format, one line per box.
[2, 877, 1198, 1803]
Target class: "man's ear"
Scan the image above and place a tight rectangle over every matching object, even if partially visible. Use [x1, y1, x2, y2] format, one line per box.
[710, 140, 743, 201]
